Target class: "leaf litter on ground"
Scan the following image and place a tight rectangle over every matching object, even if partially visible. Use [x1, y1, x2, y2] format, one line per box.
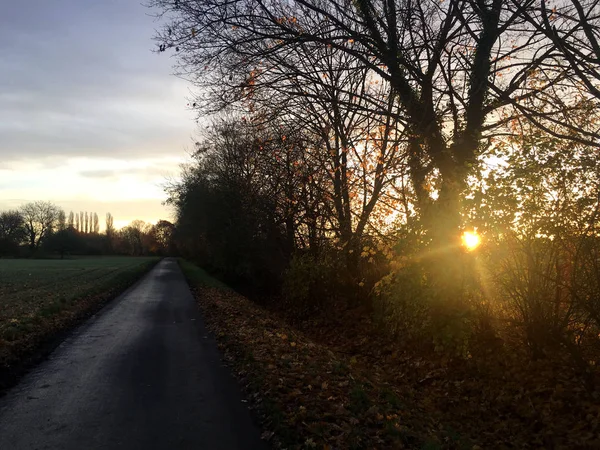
[189, 276, 600, 450]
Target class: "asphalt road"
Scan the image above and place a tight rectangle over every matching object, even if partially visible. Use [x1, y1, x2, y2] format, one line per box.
[0, 258, 267, 450]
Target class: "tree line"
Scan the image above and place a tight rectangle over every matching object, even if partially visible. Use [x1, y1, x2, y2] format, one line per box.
[0, 201, 175, 258]
[154, 0, 600, 378]
[68, 211, 101, 234]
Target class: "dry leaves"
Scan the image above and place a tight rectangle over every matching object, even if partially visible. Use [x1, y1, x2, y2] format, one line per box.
[191, 281, 600, 450]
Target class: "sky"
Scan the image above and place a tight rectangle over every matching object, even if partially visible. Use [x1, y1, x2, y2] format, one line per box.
[0, 0, 196, 229]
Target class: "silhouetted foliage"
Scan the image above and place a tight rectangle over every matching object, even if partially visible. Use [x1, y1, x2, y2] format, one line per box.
[167, 120, 292, 290]
[0, 202, 172, 259]
[20, 201, 62, 252]
[45, 227, 83, 259]
[151, 220, 176, 255]
[0, 210, 26, 257]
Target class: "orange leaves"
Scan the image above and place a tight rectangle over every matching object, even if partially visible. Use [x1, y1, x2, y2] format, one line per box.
[276, 16, 298, 25]
[360, 245, 376, 258]
[191, 280, 435, 448]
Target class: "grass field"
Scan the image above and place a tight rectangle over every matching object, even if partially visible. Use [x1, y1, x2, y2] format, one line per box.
[0, 256, 159, 386]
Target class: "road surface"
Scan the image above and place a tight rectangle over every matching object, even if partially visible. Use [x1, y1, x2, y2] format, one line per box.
[0, 258, 267, 450]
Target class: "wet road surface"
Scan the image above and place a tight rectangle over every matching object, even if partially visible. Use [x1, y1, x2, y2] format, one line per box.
[0, 258, 267, 450]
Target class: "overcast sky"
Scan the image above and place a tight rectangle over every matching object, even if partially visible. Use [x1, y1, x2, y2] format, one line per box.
[0, 0, 195, 228]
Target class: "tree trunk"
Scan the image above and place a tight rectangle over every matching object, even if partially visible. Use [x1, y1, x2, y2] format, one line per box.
[285, 215, 295, 256]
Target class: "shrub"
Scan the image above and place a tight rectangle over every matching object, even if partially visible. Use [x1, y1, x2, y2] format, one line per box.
[282, 251, 346, 319]
[373, 248, 481, 358]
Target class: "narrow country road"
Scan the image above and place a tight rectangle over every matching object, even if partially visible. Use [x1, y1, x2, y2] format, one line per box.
[0, 258, 267, 450]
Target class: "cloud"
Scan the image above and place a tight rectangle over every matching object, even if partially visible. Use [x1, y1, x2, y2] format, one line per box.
[0, 0, 196, 223]
[78, 170, 118, 179]
[0, 155, 185, 227]
[0, 0, 196, 163]
[78, 163, 179, 180]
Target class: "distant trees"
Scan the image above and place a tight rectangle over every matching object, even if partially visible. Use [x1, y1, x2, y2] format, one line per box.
[106, 213, 114, 233]
[0, 202, 173, 258]
[117, 220, 154, 256]
[93, 213, 100, 234]
[57, 210, 66, 231]
[66, 210, 101, 234]
[0, 210, 26, 257]
[46, 227, 82, 259]
[105, 213, 115, 252]
[151, 220, 175, 255]
[20, 201, 62, 251]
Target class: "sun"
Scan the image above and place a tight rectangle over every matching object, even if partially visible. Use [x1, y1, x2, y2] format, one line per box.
[462, 230, 481, 251]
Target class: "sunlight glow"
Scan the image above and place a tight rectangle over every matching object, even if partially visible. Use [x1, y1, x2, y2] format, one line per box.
[462, 231, 481, 251]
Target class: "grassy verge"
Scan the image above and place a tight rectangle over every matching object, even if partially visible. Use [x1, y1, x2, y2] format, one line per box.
[180, 259, 449, 449]
[0, 256, 159, 390]
[178, 259, 230, 289]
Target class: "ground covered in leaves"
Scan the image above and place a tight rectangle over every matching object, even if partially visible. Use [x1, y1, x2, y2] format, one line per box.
[181, 261, 600, 449]
[0, 256, 159, 390]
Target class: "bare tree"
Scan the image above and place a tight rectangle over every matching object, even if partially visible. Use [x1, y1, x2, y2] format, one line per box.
[250, 43, 406, 252]
[0, 210, 25, 255]
[84, 212, 89, 234]
[93, 213, 100, 234]
[121, 220, 151, 256]
[68, 211, 75, 229]
[105, 212, 115, 252]
[75, 211, 80, 232]
[518, 0, 600, 100]
[20, 201, 62, 251]
[57, 210, 66, 231]
[0, 210, 24, 238]
[151, 0, 600, 249]
[106, 212, 114, 233]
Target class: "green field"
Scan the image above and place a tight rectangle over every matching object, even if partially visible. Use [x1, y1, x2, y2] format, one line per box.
[0, 257, 159, 379]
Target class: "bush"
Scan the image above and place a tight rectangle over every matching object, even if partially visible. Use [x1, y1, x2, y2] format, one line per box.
[492, 235, 571, 356]
[373, 245, 484, 358]
[490, 231, 600, 379]
[282, 251, 346, 320]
